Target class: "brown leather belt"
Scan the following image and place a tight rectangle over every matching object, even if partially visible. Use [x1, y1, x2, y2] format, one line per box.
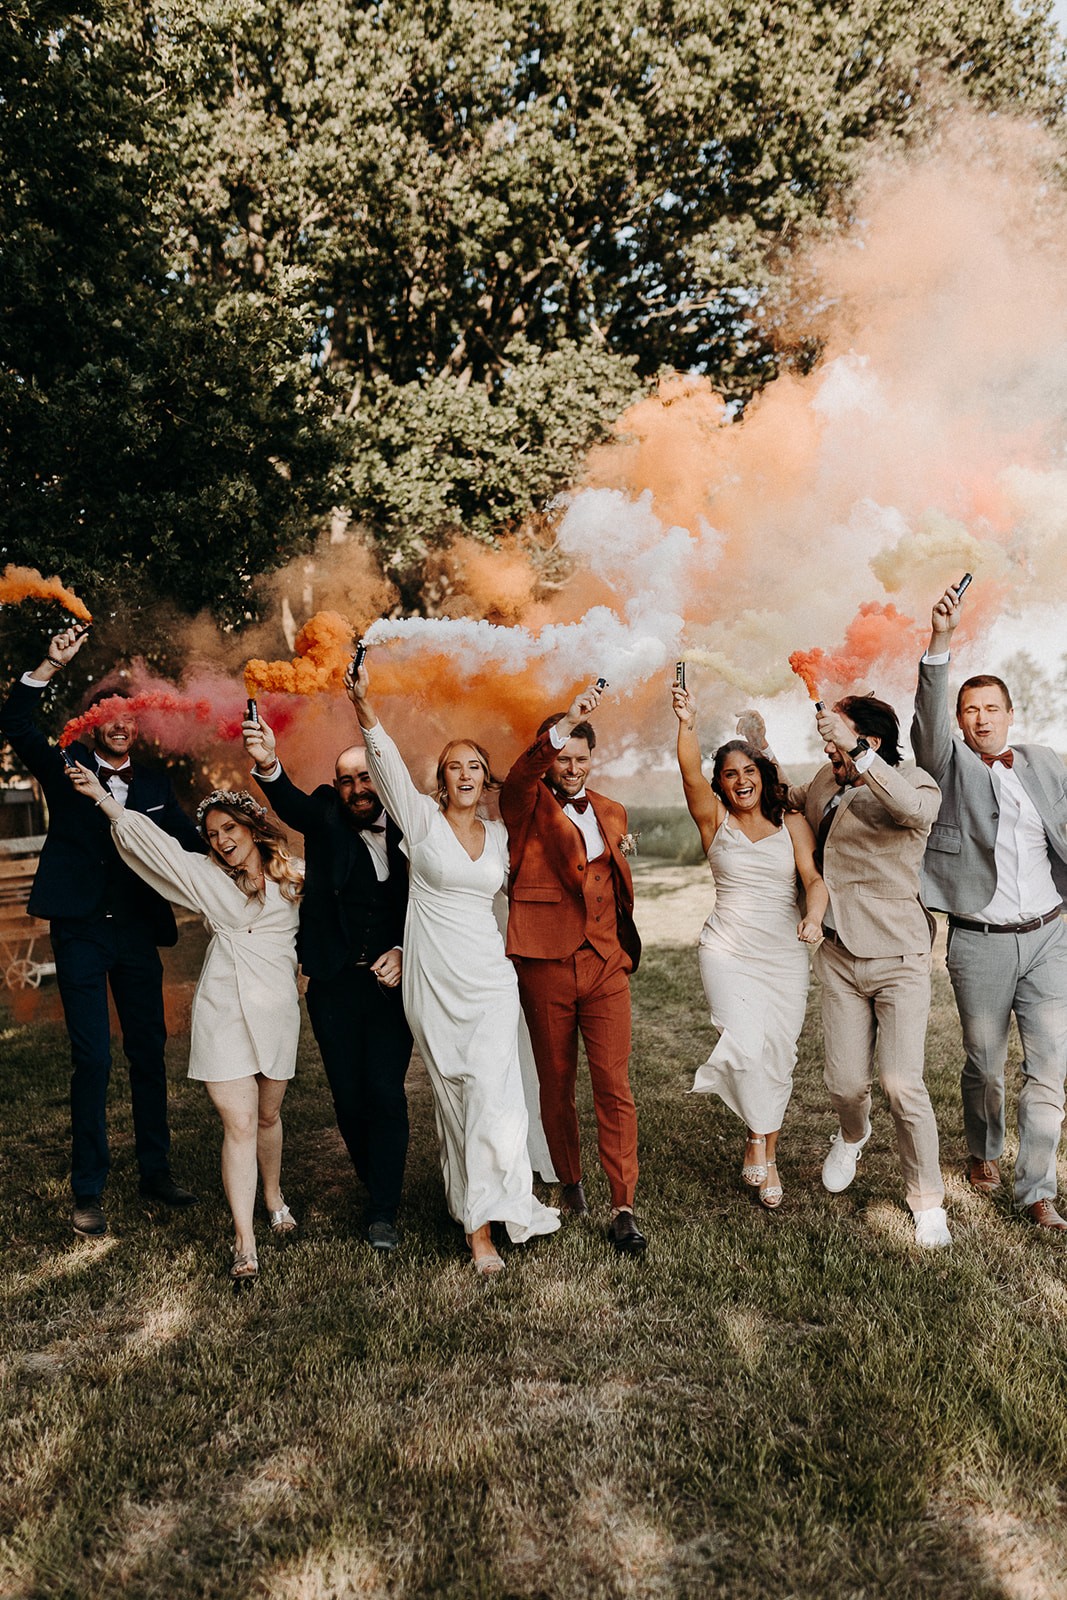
[948, 908, 1062, 936]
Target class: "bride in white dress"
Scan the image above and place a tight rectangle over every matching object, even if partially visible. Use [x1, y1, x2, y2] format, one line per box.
[672, 683, 827, 1208]
[350, 662, 560, 1275]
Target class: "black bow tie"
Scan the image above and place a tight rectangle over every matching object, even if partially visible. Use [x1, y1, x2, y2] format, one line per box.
[361, 822, 386, 833]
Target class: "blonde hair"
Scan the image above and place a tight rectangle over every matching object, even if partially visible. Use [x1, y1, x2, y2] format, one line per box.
[434, 739, 500, 811]
[200, 799, 304, 903]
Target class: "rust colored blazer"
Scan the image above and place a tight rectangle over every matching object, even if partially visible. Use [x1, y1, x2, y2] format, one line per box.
[500, 729, 641, 971]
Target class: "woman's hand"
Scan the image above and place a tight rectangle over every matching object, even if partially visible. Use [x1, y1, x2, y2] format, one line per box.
[671, 685, 695, 726]
[242, 714, 277, 772]
[66, 759, 111, 809]
[735, 709, 767, 749]
[797, 917, 823, 945]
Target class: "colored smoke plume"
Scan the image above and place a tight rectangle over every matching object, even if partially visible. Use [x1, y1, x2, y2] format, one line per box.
[244, 610, 354, 696]
[60, 675, 295, 759]
[788, 604, 923, 703]
[0, 565, 92, 622]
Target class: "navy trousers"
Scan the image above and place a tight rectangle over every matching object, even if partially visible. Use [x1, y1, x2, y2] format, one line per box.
[51, 916, 170, 1199]
[305, 965, 413, 1224]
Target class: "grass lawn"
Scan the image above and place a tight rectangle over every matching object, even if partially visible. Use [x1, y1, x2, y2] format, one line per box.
[1, 904, 1066, 1598]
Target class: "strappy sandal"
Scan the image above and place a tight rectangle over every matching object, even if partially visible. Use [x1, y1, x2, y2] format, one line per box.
[742, 1135, 768, 1187]
[268, 1198, 297, 1234]
[230, 1250, 259, 1282]
[759, 1160, 783, 1210]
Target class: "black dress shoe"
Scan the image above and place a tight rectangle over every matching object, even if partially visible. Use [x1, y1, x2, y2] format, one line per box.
[608, 1210, 647, 1254]
[139, 1173, 198, 1207]
[560, 1181, 589, 1217]
[72, 1196, 107, 1237]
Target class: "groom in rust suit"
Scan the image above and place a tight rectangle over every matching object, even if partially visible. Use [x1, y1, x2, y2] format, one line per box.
[501, 682, 646, 1252]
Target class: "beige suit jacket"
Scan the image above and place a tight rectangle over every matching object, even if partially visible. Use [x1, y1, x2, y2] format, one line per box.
[788, 755, 941, 958]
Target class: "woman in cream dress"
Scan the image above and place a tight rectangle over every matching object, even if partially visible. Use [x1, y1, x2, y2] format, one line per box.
[672, 682, 827, 1208]
[67, 765, 301, 1280]
[350, 662, 559, 1275]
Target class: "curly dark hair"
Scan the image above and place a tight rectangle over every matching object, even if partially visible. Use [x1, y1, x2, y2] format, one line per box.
[835, 694, 903, 766]
[711, 741, 788, 826]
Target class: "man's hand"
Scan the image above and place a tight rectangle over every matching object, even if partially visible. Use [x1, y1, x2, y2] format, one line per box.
[930, 584, 963, 648]
[815, 706, 854, 754]
[34, 624, 89, 680]
[563, 682, 603, 726]
[371, 948, 402, 988]
[242, 714, 277, 772]
[735, 709, 767, 749]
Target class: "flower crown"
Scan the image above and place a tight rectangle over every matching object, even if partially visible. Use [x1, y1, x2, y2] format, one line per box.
[195, 789, 268, 833]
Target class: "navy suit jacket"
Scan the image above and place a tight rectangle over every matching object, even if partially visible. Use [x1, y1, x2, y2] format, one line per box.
[0, 679, 204, 944]
[253, 765, 408, 981]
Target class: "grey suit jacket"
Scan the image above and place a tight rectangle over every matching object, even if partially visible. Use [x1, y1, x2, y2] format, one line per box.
[910, 658, 1067, 917]
[788, 755, 941, 958]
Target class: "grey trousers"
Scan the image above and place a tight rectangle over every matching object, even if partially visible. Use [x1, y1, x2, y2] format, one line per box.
[814, 939, 944, 1213]
[946, 916, 1067, 1207]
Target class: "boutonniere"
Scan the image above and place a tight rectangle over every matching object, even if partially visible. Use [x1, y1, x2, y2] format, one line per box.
[619, 832, 639, 858]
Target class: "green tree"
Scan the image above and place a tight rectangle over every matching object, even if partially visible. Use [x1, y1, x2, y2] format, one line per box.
[0, 0, 337, 684]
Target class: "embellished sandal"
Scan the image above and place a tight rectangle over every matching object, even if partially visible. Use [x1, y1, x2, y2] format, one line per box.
[759, 1160, 783, 1210]
[473, 1251, 505, 1278]
[741, 1135, 768, 1187]
[230, 1250, 259, 1282]
[268, 1198, 297, 1234]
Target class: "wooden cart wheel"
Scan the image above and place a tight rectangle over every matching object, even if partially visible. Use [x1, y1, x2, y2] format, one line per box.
[5, 959, 42, 990]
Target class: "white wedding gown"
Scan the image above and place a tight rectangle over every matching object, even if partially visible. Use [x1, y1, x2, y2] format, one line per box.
[363, 721, 560, 1243]
[691, 817, 810, 1132]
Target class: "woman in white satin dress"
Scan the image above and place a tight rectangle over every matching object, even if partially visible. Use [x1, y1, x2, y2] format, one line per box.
[350, 662, 560, 1276]
[672, 683, 827, 1208]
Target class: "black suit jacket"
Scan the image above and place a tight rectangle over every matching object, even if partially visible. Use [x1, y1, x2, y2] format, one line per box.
[0, 678, 204, 945]
[254, 765, 408, 981]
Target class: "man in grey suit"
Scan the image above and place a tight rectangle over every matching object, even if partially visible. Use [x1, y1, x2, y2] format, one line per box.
[911, 583, 1067, 1230]
[752, 697, 950, 1246]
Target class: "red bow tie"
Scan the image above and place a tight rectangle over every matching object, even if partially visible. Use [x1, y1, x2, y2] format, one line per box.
[558, 793, 590, 814]
[980, 750, 1014, 769]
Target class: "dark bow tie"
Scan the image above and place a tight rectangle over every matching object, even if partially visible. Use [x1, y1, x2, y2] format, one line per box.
[98, 764, 132, 786]
[980, 750, 1014, 769]
[362, 823, 387, 833]
[558, 793, 590, 814]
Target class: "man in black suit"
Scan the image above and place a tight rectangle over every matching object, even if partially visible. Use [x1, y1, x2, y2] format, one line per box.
[243, 712, 412, 1252]
[0, 626, 202, 1236]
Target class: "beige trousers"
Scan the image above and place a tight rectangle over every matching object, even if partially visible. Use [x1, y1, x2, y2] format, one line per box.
[814, 937, 944, 1213]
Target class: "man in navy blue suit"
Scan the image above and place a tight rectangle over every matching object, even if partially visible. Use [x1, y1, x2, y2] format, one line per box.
[0, 625, 203, 1236]
[243, 711, 412, 1252]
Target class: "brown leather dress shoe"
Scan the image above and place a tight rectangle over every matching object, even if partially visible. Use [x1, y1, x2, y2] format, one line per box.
[1029, 1200, 1067, 1231]
[560, 1181, 589, 1217]
[968, 1158, 1001, 1194]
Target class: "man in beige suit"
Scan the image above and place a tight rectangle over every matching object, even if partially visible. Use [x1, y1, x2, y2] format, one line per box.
[769, 694, 949, 1247]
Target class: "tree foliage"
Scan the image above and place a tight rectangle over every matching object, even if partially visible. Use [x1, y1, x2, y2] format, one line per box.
[0, 0, 1063, 661]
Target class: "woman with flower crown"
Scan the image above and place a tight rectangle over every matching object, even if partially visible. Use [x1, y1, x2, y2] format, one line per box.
[67, 766, 303, 1282]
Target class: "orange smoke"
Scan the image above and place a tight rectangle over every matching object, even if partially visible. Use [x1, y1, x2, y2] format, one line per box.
[244, 611, 354, 696]
[789, 603, 923, 702]
[0, 565, 92, 622]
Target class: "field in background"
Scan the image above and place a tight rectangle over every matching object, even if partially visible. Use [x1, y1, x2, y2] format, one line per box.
[1, 877, 1067, 1598]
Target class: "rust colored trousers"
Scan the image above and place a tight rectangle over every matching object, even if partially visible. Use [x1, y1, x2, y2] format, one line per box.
[515, 945, 639, 1209]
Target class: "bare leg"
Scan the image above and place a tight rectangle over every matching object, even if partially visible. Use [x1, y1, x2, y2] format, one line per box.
[256, 1075, 289, 1214]
[205, 1077, 259, 1260]
[466, 1223, 503, 1274]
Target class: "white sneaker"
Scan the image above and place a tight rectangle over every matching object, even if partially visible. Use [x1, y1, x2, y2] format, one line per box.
[914, 1206, 952, 1249]
[821, 1124, 872, 1193]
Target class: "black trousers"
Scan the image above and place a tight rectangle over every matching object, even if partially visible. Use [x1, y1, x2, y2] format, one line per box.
[51, 915, 171, 1199]
[305, 965, 413, 1223]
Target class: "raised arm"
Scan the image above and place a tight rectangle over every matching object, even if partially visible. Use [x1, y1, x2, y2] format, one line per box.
[910, 584, 962, 780]
[66, 761, 212, 914]
[345, 661, 434, 846]
[243, 712, 320, 834]
[672, 682, 722, 854]
[500, 681, 603, 829]
[0, 625, 90, 785]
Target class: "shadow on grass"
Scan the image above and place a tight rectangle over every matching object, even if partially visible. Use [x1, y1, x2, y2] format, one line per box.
[0, 940, 1066, 1597]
